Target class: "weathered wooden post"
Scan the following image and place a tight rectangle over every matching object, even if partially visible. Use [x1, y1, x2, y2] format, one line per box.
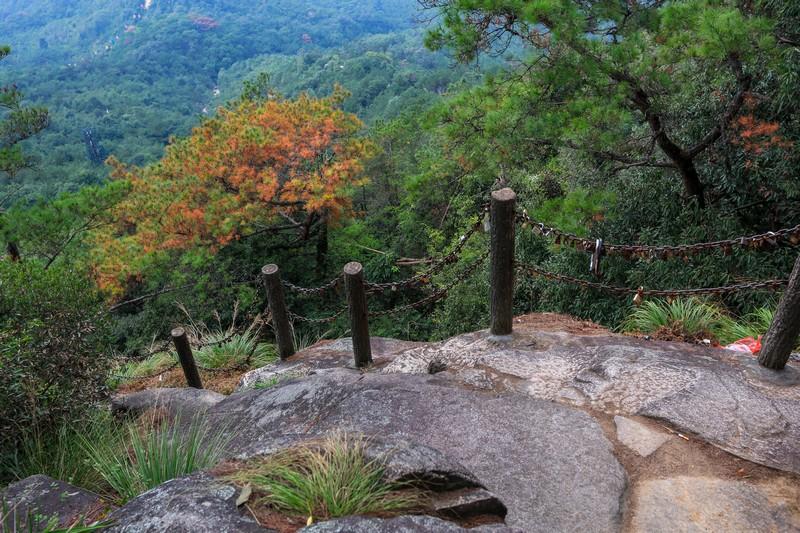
[344, 261, 372, 368]
[490, 188, 516, 338]
[759, 254, 800, 370]
[171, 327, 203, 389]
[262, 264, 296, 360]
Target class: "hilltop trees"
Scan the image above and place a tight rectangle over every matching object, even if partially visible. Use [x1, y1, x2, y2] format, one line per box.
[90, 89, 373, 296]
[421, 0, 786, 208]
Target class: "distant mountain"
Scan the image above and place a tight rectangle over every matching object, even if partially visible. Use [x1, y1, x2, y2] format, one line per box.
[0, 0, 439, 198]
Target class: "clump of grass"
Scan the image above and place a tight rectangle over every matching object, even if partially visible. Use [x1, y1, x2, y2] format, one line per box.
[622, 298, 725, 341]
[80, 415, 229, 504]
[1, 411, 116, 494]
[228, 433, 422, 522]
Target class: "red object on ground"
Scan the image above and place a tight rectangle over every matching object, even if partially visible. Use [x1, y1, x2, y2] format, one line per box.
[724, 336, 762, 354]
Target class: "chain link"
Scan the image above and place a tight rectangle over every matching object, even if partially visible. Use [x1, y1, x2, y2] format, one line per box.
[515, 261, 788, 297]
[282, 276, 342, 296]
[370, 250, 489, 317]
[288, 307, 347, 324]
[365, 218, 485, 293]
[517, 211, 800, 259]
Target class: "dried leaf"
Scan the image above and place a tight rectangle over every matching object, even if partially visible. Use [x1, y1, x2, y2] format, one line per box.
[236, 483, 252, 507]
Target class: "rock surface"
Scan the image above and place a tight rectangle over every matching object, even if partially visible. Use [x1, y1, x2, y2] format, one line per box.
[1, 475, 110, 530]
[614, 416, 670, 457]
[631, 476, 800, 532]
[107, 473, 266, 533]
[208, 370, 627, 532]
[111, 387, 225, 419]
[384, 327, 800, 474]
[300, 515, 513, 532]
[237, 337, 422, 390]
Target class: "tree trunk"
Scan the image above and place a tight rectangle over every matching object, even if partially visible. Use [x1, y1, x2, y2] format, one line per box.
[316, 214, 328, 276]
[758, 254, 800, 370]
[6, 241, 20, 262]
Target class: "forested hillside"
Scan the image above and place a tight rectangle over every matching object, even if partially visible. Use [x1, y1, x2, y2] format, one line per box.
[1, 0, 466, 197]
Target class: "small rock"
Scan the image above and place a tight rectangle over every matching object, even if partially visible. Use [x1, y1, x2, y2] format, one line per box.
[632, 476, 800, 532]
[1, 475, 111, 531]
[107, 473, 265, 532]
[613, 416, 670, 457]
[429, 487, 507, 520]
[111, 388, 225, 419]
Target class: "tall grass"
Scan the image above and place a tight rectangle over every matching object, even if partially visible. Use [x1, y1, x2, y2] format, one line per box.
[79, 415, 229, 504]
[229, 433, 421, 521]
[1, 412, 115, 494]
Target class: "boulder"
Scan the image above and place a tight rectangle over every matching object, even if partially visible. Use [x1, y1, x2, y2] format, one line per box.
[206, 370, 627, 532]
[111, 387, 225, 419]
[107, 473, 266, 533]
[384, 328, 800, 474]
[237, 337, 423, 391]
[1, 475, 111, 531]
[300, 515, 514, 532]
[631, 476, 800, 532]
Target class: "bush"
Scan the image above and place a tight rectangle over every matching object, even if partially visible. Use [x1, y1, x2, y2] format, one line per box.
[0, 262, 113, 478]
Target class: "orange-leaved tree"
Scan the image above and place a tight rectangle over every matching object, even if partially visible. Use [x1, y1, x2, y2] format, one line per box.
[90, 88, 373, 297]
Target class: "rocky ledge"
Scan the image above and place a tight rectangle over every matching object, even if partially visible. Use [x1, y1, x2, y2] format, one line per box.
[5, 314, 800, 532]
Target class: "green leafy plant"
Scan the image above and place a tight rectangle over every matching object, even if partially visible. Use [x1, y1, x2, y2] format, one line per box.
[0, 262, 113, 481]
[229, 433, 422, 521]
[80, 416, 229, 504]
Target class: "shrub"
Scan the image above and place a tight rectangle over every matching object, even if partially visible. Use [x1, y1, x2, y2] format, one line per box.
[229, 433, 421, 522]
[80, 415, 229, 504]
[0, 262, 113, 478]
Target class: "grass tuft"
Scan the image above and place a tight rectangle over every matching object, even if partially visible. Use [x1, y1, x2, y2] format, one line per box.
[80, 414, 229, 504]
[622, 297, 725, 341]
[228, 433, 422, 521]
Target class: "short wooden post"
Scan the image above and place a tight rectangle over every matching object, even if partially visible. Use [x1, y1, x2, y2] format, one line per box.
[171, 327, 203, 389]
[490, 188, 516, 337]
[759, 254, 800, 370]
[344, 261, 372, 368]
[262, 264, 296, 360]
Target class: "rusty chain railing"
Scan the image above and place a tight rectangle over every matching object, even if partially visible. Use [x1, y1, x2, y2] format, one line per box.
[117, 188, 800, 383]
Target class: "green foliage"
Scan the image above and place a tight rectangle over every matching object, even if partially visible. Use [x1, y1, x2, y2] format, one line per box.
[0, 261, 113, 469]
[0, 502, 110, 533]
[229, 433, 421, 521]
[80, 415, 229, 504]
[0, 46, 49, 180]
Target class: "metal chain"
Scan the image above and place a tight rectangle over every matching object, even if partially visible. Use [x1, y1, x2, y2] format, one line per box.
[515, 261, 788, 297]
[282, 276, 342, 296]
[517, 211, 800, 258]
[288, 307, 347, 324]
[365, 218, 485, 293]
[370, 250, 489, 317]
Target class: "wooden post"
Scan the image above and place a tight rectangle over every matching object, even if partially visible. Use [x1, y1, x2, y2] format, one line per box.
[171, 327, 203, 389]
[262, 264, 296, 360]
[344, 261, 372, 368]
[759, 254, 800, 370]
[490, 188, 516, 337]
